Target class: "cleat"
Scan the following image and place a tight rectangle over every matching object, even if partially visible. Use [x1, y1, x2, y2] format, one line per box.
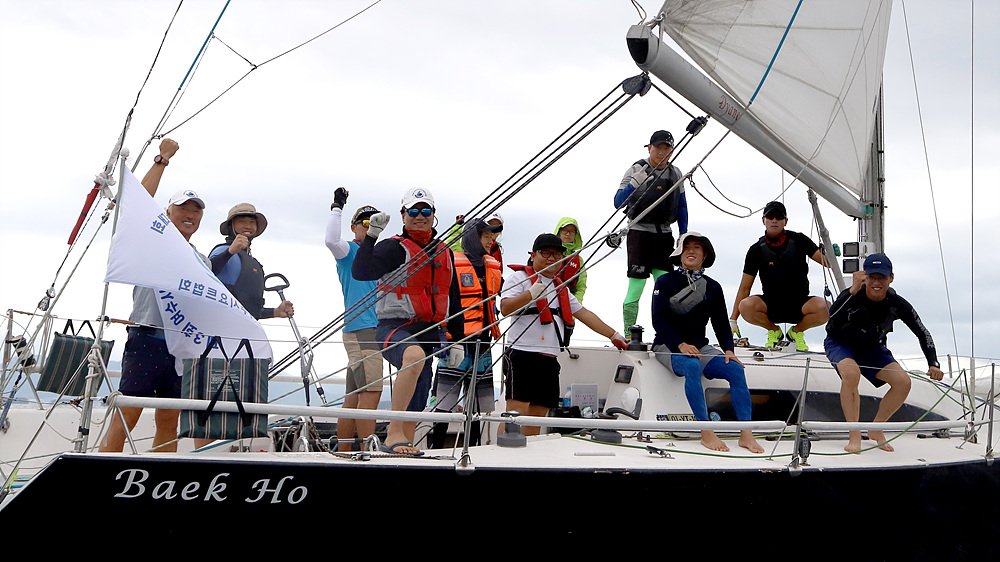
[787, 329, 809, 352]
[765, 329, 783, 348]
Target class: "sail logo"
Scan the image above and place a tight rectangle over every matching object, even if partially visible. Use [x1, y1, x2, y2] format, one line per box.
[718, 95, 743, 124]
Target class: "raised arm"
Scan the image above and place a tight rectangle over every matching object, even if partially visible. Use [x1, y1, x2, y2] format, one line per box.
[140, 138, 179, 197]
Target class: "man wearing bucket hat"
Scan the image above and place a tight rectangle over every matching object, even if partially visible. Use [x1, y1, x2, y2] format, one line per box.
[730, 200, 830, 351]
[325, 187, 384, 452]
[615, 129, 689, 332]
[825, 253, 943, 453]
[209, 203, 293, 320]
[650, 232, 763, 454]
[352, 187, 466, 455]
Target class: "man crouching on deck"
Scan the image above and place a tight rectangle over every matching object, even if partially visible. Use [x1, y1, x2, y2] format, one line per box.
[825, 253, 943, 453]
[650, 232, 763, 453]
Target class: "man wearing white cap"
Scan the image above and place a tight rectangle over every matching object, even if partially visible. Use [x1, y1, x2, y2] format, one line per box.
[352, 187, 465, 455]
[101, 138, 210, 453]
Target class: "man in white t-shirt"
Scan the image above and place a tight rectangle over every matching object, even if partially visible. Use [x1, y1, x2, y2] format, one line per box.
[499, 233, 627, 435]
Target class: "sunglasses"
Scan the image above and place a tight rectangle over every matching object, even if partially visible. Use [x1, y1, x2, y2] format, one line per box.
[406, 207, 434, 217]
[354, 219, 370, 227]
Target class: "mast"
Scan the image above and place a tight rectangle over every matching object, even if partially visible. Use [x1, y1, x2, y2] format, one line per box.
[861, 86, 886, 253]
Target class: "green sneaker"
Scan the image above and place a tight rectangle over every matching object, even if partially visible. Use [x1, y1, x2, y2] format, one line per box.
[765, 329, 783, 348]
[787, 329, 809, 352]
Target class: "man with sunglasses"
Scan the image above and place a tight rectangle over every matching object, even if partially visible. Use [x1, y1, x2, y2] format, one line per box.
[352, 188, 465, 455]
[730, 200, 830, 351]
[615, 130, 689, 333]
[325, 187, 383, 452]
[824, 254, 943, 453]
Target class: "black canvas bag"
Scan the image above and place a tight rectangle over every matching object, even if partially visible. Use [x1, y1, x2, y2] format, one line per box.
[178, 336, 269, 440]
[37, 319, 113, 396]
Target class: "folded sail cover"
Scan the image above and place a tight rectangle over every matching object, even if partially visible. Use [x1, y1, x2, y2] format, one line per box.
[659, 0, 892, 196]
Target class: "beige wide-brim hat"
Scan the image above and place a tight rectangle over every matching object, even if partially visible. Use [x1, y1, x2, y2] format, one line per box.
[220, 202, 268, 236]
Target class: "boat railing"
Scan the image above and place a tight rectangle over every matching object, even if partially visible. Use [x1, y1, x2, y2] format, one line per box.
[111, 395, 976, 434]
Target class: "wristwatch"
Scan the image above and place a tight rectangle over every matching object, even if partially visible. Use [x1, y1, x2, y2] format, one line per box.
[154, 155, 169, 166]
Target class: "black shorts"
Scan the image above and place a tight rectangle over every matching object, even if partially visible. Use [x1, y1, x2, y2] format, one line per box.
[119, 327, 181, 399]
[760, 293, 812, 325]
[627, 229, 675, 279]
[503, 348, 561, 409]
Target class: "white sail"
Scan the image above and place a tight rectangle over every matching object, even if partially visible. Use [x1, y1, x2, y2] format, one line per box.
[658, 0, 892, 198]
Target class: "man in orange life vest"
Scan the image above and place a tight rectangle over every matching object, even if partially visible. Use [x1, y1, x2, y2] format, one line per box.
[431, 218, 503, 448]
[352, 188, 465, 455]
[500, 233, 628, 436]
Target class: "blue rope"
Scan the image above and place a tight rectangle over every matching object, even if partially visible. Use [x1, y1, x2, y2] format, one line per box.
[748, 0, 804, 105]
[177, 0, 231, 90]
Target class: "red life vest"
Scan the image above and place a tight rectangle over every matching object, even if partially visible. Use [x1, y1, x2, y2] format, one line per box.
[559, 253, 582, 295]
[377, 236, 453, 323]
[507, 264, 575, 347]
[452, 252, 502, 339]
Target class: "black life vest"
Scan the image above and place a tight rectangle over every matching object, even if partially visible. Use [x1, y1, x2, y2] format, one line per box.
[626, 159, 682, 226]
[212, 243, 266, 319]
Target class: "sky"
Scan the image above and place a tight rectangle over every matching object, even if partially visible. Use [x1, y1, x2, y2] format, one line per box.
[1, 0, 997, 400]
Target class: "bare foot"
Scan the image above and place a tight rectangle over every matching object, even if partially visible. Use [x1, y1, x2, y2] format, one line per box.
[845, 430, 862, 453]
[868, 430, 894, 452]
[739, 430, 764, 453]
[701, 430, 729, 452]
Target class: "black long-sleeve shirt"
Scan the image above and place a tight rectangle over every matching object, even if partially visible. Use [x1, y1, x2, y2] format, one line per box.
[352, 230, 464, 342]
[651, 269, 733, 353]
[826, 286, 939, 368]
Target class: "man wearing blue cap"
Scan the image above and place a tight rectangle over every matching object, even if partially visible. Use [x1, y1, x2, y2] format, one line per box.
[824, 253, 943, 453]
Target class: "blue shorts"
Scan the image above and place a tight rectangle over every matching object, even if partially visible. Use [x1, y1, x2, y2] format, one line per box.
[119, 327, 181, 398]
[376, 319, 442, 412]
[824, 337, 897, 388]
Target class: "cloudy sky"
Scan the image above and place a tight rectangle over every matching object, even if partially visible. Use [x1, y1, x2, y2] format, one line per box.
[1, 0, 997, 390]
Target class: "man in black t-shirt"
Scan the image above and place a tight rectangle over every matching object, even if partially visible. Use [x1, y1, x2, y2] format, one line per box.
[730, 201, 830, 351]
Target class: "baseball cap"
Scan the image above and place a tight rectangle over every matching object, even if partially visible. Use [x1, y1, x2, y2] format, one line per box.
[401, 187, 435, 209]
[531, 233, 565, 253]
[863, 253, 893, 276]
[646, 130, 674, 147]
[352, 205, 380, 224]
[762, 201, 787, 219]
[168, 190, 205, 209]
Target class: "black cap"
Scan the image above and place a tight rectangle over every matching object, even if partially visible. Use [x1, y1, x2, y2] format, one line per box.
[352, 205, 379, 223]
[646, 130, 674, 147]
[763, 201, 787, 219]
[531, 233, 565, 253]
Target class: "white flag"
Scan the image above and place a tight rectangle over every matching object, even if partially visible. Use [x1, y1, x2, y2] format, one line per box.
[105, 166, 272, 365]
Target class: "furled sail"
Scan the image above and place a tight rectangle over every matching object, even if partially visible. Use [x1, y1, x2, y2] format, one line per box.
[629, 0, 893, 216]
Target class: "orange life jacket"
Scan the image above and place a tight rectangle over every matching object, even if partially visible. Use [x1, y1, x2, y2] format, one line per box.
[452, 252, 502, 339]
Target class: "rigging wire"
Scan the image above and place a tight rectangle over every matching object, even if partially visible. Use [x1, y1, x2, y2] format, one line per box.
[900, 1, 960, 358]
[152, 0, 384, 143]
